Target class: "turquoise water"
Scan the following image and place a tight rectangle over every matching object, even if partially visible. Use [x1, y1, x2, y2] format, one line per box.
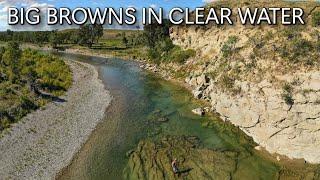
[54, 53, 316, 180]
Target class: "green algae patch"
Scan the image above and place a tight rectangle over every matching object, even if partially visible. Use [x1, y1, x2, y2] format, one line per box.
[124, 136, 238, 180]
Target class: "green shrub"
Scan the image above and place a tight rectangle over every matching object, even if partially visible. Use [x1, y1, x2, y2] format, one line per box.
[282, 28, 301, 40]
[155, 37, 174, 53]
[220, 74, 235, 90]
[221, 36, 238, 58]
[279, 37, 314, 64]
[0, 117, 10, 130]
[21, 49, 72, 96]
[0, 46, 72, 132]
[312, 11, 320, 27]
[282, 83, 294, 105]
[283, 83, 293, 94]
[282, 93, 294, 106]
[148, 48, 161, 64]
[168, 47, 196, 64]
[316, 41, 320, 53]
[292, 38, 313, 57]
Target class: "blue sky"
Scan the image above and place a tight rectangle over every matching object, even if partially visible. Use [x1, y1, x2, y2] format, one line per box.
[0, 0, 209, 31]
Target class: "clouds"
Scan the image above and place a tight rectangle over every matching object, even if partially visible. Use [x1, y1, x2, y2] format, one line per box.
[0, 0, 55, 30]
[0, 0, 39, 7]
[150, 4, 157, 9]
[202, 0, 217, 3]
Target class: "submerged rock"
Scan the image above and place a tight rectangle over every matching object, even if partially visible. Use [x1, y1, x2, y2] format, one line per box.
[192, 90, 203, 99]
[124, 136, 237, 180]
[157, 117, 169, 123]
[149, 109, 170, 123]
[126, 149, 135, 157]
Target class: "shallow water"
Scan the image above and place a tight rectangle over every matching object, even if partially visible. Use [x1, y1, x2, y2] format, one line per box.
[54, 53, 318, 180]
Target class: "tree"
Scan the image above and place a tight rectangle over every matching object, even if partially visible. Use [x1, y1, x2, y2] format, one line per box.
[78, 24, 93, 48]
[49, 30, 63, 49]
[2, 41, 22, 82]
[78, 23, 104, 48]
[6, 29, 13, 41]
[156, 37, 174, 53]
[312, 11, 320, 27]
[143, 19, 171, 48]
[93, 23, 103, 43]
[221, 36, 238, 58]
[22, 63, 39, 95]
[0, 47, 6, 82]
[122, 33, 128, 48]
[69, 31, 79, 44]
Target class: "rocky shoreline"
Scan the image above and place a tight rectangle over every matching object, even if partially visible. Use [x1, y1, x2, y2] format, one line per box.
[0, 60, 111, 179]
[167, 21, 320, 164]
[184, 71, 320, 164]
[139, 60, 320, 164]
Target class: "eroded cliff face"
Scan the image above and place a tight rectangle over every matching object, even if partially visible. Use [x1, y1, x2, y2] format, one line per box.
[170, 22, 320, 163]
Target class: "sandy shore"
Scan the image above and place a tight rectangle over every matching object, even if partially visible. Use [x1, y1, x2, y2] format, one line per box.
[0, 60, 111, 179]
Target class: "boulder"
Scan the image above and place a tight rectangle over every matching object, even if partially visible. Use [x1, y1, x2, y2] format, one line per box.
[193, 90, 203, 99]
[189, 78, 198, 87]
[255, 146, 262, 151]
[196, 74, 210, 86]
[157, 117, 169, 123]
[125, 137, 237, 180]
[192, 108, 205, 116]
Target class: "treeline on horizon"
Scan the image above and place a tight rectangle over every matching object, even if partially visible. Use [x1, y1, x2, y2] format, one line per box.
[0, 28, 93, 48]
[0, 20, 196, 64]
[0, 24, 104, 48]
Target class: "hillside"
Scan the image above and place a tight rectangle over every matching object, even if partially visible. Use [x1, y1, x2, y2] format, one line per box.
[167, 0, 320, 163]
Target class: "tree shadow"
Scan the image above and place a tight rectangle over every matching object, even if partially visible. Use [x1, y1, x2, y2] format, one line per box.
[91, 46, 128, 50]
[176, 168, 193, 177]
[40, 93, 67, 103]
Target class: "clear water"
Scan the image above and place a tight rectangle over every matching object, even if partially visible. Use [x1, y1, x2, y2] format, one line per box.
[53, 53, 316, 180]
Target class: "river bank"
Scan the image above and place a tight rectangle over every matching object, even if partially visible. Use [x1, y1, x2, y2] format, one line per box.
[0, 60, 111, 179]
[52, 52, 320, 179]
[63, 47, 320, 164]
[24, 45, 320, 165]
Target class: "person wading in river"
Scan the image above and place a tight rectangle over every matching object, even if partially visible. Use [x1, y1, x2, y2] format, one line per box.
[171, 158, 179, 175]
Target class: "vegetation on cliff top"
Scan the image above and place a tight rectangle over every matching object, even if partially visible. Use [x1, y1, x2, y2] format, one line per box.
[144, 20, 196, 65]
[0, 42, 72, 132]
[167, 0, 320, 95]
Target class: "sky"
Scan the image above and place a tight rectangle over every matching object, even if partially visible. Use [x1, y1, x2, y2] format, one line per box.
[0, 0, 211, 31]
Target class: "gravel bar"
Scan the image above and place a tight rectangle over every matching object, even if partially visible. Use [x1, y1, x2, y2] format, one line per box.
[0, 60, 111, 179]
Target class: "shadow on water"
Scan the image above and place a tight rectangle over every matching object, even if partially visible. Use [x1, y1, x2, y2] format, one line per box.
[52, 52, 320, 180]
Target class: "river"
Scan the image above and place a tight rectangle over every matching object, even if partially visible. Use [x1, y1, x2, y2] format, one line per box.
[54, 53, 318, 180]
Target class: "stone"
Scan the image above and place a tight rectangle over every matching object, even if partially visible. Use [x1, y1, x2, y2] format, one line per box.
[125, 137, 237, 180]
[157, 117, 169, 123]
[192, 108, 205, 116]
[203, 107, 211, 113]
[196, 74, 209, 86]
[255, 146, 262, 151]
[189, 78, 198, 87]
[193, 90, 203, 99]
[126, 149, 135, 157]
[185, 76, 191, 83]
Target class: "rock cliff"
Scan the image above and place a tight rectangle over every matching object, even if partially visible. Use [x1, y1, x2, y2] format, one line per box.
[169, 0, 320, 163]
